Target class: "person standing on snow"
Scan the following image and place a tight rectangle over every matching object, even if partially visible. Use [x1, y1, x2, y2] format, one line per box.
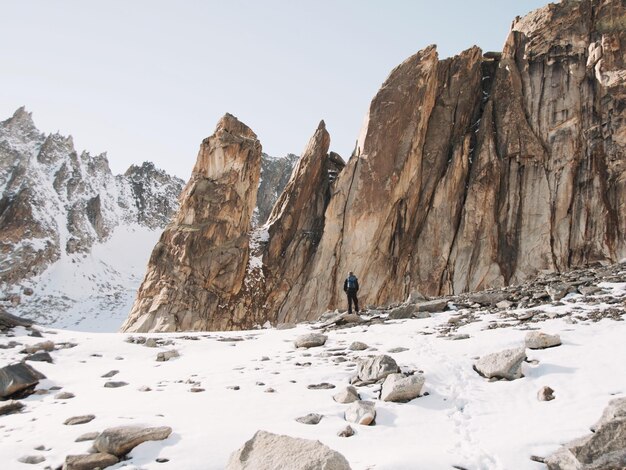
[343, 271, 360, 314]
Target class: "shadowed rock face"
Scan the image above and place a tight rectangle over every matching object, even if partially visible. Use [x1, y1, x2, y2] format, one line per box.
[124, 0, 625, 332]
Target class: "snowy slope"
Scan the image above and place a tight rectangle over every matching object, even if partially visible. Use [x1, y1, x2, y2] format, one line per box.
[1, 280, 624, 469]
[10, 224, 162, 332]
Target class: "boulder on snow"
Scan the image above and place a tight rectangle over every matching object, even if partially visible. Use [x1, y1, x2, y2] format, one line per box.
[545, 398, 626, 469]
[380, 373, 425, 402]
[63, 453, 119, 470]
[537, 386, 555, 402]
[93, 425, 172, 457]
[294, 333, 327, 349]
[525, 331, 561, 349]
[0, 399, 24, 416]
[415, 299, 448, 314]
[295, 413, 323, 425]
[348, 341, 368, 351]
[333, 386, 360, 404]
[64, 415, 95, 426]
[226, 430, 351, 469]
[345, 401, 376, 426]
[474, 347, 526, 380]
[351, 355, 400, 385]
[22, 340, 55, 354]
[388, 304, 416, 320]
[0, 363, 46, 399]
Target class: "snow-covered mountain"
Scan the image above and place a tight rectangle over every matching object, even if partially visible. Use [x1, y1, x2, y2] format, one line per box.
[0, 108, 299, 331]
[0, 107, 185, 330]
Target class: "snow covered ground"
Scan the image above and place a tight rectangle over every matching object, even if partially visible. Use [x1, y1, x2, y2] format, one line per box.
[8, 224, 160, 332]
[1, 282, 625, 469]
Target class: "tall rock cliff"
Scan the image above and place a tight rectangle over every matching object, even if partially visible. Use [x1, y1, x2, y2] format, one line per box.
[122, 114, 263, 331]
[124, 0, 625, 332]
[255, 153, 299, 226]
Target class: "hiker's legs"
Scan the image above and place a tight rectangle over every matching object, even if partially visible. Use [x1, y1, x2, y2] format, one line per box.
[354, 293, 359, 313]
[347, 292, 353, 314]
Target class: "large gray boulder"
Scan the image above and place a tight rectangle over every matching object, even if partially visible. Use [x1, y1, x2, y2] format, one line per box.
[351, 355, 400, 385]
[333, 386, 360, 404]
[344, 401, 376, 426]
[415, 299, 448, 313]
[93, 425, 172, 457]
[525, 331, 561, 349]
[226, 430, 351, 469]
[474, 347, 526, 380]
[0, 363, 46, 398]
[294, 333, 327, 349]
[380, 373, 425, 402]
[545, 398, 626, 469]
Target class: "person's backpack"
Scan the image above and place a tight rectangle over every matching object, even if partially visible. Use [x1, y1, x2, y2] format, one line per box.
[346, 275, 357, 290]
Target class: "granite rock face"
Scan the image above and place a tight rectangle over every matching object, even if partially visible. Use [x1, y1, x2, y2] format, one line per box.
[122, 114, 262, 332]
[255, 153, 299, 226]
[123, 0, 626, 332]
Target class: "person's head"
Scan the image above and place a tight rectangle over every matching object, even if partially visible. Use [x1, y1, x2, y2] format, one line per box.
[349, 271, 354, 276]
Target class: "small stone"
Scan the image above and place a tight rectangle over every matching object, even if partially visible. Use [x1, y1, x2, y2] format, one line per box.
[101, 370, 119, 378]
[518, 311, 535, 321]
[189, 387, 205, 393]
[264, 387, 276, 393]
[17, 455, 45, 464]
[295, 413, 323, 425]
[156, 349, 179, 362]
[294, 333, 327, 349]
[33, 445, 45, 451]
[255, 381, 265, 386]
[337, 425, 355, 437]
[55, 392, 75, 400]
[260, 356, 270, 361]
[93, 425, 172, 457]
[496, 300, 513, 309]
[525, 331, 561, 349]
[145, 338, 158, 348]
[578, 285, 603, 296]
[537, 386, 555, 401]
[474, 347, 526, 380]
[138, 386, 152, 392]
[104, 381, 128, 388]
[387, 347, 409, 353]
[156, 458, 170, 463]
[0, 399, 24, 416]
[307, 383, 335, 390]
[64, 414, 95, 425]
[63, 453, 119, 469]
[333, 386, 360, 404]
[345, 400, 376, 425]
[227, 385, 240, 391]
[380, 373, 425, 402]
[24, 352, 53, 363]
[348, 341, 368, 351]
[22, 341, 55, 354]
[75, 432, 100, 442]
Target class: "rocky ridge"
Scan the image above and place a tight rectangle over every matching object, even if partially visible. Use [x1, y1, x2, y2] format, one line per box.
[123, 0, 625, 332]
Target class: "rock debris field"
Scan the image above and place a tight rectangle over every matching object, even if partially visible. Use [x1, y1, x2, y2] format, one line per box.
[0, 263, 625, 469]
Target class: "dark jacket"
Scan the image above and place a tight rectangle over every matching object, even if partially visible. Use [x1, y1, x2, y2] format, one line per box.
[343, 275, 359, 292]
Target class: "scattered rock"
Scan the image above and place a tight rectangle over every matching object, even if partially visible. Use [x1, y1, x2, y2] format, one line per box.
[387, 347, 409, 353]
[75, 432, 100, 442]
[388, 304, 416, 320]
[416, 299, 448, 313]
[537, 386, 555, 402]
[156, 350, 180, 362]
[227, 385, 240, 391]
[101, 370, 119, 378]
[474, 347, 526, 380]
[546, 283, 572, 301]
[380, 373, 425, 402]
[0, 399, 24, 416]
[294, 333, 327, 349]
[22, 340, 55, 354]
[64, 415, 95, 425]
[189, 387, 205, 393]
[93, 425, 173, 457]
[544, 398, 626, 469]
[138, 386, 152, 392]
[55, 392, 75, 400]
[104, 381, 128, 388]
[467, 292, 509, 306]
[352, 355, 400, 385]
[307, 383, 335, 390]
[337, 425, 355, 437]
[0, 363, 46, 399]
[345, 400, 376, 426]
[24, 351, 53, 363]
[295, 413, 323, 425]
[525, 331, 561, 349]
[264, 387, 276, 393]
[592, 396, 626, 431]
[18, 455, 45, 464]
[496, 300, 513, 309]
[348, 341, 368, 351]
[63, 453, 119, 470]
[578, 285, 603, 296]
[145, 338, 158, 347]
[333, 386, 360, 404]
[226, 430, 351, 470]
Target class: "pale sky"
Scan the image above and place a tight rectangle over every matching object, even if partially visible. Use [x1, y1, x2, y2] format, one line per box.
[1, 1, 547, 179]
